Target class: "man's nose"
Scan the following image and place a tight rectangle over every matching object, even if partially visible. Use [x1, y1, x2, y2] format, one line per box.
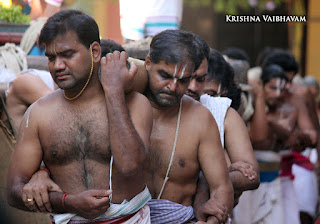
[188, 79, 198, 93]
[53, 57, 66, 70]
[167, 79, 178, 92]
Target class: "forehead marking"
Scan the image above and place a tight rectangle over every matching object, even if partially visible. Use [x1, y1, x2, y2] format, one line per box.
[217, 83, 222, 96]
[275, 78, 286, 95]
[173, 64, 187, 84]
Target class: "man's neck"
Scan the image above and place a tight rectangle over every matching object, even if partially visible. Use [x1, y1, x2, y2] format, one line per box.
[149, 98, 182, 120]
[63, 75, 104, 103]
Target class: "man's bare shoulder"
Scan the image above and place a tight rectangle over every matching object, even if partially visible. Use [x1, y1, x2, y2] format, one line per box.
[225, 107, 241, 126]
[182, 95, 216, 124]
[126, 91, 152, 113]
[31, 89, 63, 111]
[286, 91, 306, 108]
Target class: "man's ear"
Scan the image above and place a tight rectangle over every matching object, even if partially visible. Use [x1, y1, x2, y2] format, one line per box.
[145, 54, 152, 71]
[91, 41, 101, 63]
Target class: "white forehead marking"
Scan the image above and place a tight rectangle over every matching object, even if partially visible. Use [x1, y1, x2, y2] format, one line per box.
[276, 78, 286, 95]
[173, 64, 187, 84]
[281, 80, 286, 89]
[217, 83, 222, 96]
[173, 65, 178, 78]
[179, 65, 187, 79]
[276, 78, 280, 95]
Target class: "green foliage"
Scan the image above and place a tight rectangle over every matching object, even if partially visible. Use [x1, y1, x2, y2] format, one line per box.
[0, 5, 30, 24]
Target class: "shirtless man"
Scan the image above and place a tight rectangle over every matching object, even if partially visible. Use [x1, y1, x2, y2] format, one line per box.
[264, 50, 320, 168]
[21, 30, 233, 224]
[248, 64, 317, 224]
[7, 9, 153, 224]
[143, 30, 233, 224]
[186, 48, 259, 218]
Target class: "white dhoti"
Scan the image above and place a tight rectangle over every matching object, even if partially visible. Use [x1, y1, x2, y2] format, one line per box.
[233, 151, 285, 224]
[233, 178, 285, 224]
[292, 163, 318, 217]
[51, 186, 151, 224]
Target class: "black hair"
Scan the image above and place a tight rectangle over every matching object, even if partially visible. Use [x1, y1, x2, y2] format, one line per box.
[256, 47, 278, 66]
[261, 64, 289, 85]
[149, 29, 202, 71]
[39, 9, 100, 49]
[263, 49, 298, 74]
[222, 47, 250, 63]
[207, 49, 241, 110]
[100, 39, 125, 56]
[193, 33, 210, 61]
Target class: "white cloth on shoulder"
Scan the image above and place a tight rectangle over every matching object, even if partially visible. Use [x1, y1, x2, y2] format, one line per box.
[200, 94, 231, 147]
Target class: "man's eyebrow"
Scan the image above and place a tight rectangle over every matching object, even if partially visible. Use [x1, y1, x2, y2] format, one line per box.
[158, 69, 173, 77]
[198, 73, 207, 78]
[45, 49, 74, 57]
[180, 75, 192, 81]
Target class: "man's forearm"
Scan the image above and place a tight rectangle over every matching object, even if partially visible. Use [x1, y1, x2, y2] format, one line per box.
[104, 90, 145, 175]
[229, 170, 259, 193]
[193, 172, 209, 216]
[8, 183, 65, 213]
[210, 183, 234, 214]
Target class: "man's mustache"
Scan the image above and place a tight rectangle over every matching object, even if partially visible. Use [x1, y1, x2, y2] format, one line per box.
[160, 90, 178, 97]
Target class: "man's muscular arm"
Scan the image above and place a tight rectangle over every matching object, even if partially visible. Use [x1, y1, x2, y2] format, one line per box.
[295, 95, 317, 146]
[224, 108, 260, 192]
[100, 51, 152, 175]
[198, 108, 234, 222]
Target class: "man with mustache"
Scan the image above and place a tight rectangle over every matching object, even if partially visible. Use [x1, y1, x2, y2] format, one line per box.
[21, 29, 234, 224]
[7, 9, 153, 224]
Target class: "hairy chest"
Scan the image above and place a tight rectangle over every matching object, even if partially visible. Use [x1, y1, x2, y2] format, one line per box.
[39, 106, 110, 165]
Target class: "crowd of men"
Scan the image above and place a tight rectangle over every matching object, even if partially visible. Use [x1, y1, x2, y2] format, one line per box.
[0, 8, 319, 224]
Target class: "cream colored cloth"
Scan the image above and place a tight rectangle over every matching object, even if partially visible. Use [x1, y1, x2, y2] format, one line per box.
[233, 178, 285, 224]
[200, 94, 231, 148]
[52, 186, 151, 224]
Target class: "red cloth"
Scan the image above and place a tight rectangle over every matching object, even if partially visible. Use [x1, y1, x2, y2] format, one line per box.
[280, 151, 313, 179]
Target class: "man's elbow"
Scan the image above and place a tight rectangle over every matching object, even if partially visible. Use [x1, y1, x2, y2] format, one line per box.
[118, 146, 147, 176]
[251, 176, 260, 190]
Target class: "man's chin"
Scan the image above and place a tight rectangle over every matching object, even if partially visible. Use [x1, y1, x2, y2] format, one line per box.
[157, 97, 180, 107]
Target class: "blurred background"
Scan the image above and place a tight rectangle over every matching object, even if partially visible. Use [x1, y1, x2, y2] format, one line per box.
[0, 0, 319, 83]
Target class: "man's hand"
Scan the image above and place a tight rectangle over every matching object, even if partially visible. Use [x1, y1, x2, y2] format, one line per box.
[22, 169, 62, 212]
[67, 190, 112, 219]
[249, 80, 264, 99]
[100, 51, 138, 92]
[228, 161, 257, 181]
[196, 198, 228, 223]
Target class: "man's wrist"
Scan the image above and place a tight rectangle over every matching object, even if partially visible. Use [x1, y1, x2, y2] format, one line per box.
[63, 193, 75, 213]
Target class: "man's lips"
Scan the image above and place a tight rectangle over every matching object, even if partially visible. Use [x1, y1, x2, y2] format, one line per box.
[186, 93, 198, 99]
[160, 93, 176, 99]
[56, 73, 70, 80]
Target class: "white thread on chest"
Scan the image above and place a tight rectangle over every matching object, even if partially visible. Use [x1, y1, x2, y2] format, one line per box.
[157, 99, 183, 199]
